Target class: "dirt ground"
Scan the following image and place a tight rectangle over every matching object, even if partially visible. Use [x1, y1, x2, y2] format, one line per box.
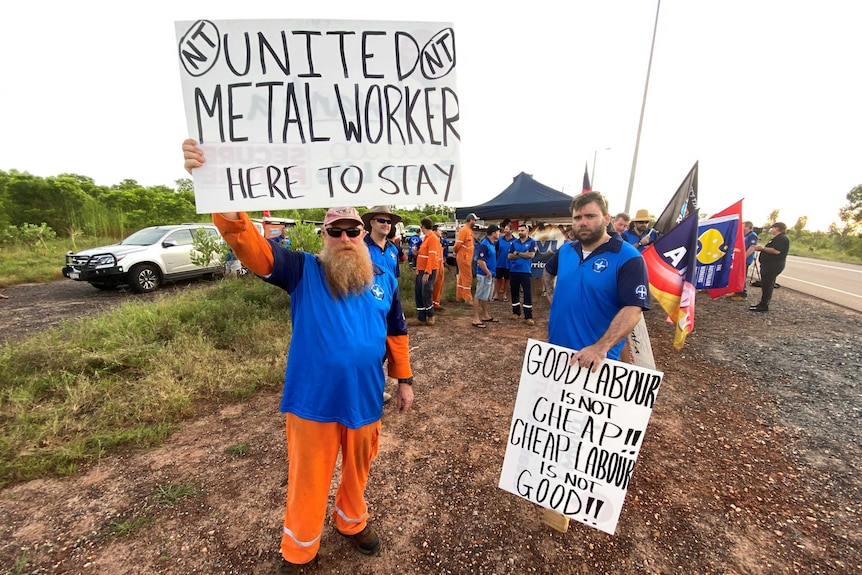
[0, 278, 860, 574]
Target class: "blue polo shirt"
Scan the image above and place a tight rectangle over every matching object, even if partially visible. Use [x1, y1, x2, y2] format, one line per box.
[744, 231, 758, 265]
[545, 236, 650, 360]
[508, 237, 537, 274]
[496, 235, 514, 270]
[265, 247, 408, 428]
[622, 228, 657, 252]
[476, 238, 497, 277]
[364, 235, 401, 278]
[408, 234, 422, 256]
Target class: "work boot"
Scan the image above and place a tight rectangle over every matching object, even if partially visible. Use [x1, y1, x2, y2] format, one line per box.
[525, 318, 535, 326]
[426, 316, 436, 326]
[511, 314, 520, 320]
[407, 318, 427, 327]
[340, 524, 380, 555]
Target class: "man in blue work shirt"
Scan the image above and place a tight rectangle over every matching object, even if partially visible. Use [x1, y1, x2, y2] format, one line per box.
[508, 224, 538, 326]
[362, 206, 405, 404]
[362, 206, 403, 279]
[622, 209, 657, 252]
[472, 224, 500, 328]
[544, 192, 651, 369]
[407, 230, 423, 269]
[495, 224, 514, 302]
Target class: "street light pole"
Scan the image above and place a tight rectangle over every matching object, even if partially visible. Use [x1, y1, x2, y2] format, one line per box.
[625, 0, 661, 213]
[591, 147, 611, 190]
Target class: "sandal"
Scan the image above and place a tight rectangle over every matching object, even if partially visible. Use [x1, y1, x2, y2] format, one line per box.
[471, 322, 487, 328]
[481, 317, 499, 323]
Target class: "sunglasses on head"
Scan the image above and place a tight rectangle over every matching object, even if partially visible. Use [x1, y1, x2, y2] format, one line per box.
[325, 227, 362, 238]
[374, 218, 392, 225]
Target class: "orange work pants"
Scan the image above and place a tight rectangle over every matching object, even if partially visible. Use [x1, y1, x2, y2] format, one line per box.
[280, 413, 381, 564]
[432, 264, 445, 307]
[456, 250, 473, 302]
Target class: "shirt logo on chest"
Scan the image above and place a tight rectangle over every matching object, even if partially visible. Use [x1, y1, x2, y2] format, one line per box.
[592, 258, 610, 273]
[370, 284, 385, 300]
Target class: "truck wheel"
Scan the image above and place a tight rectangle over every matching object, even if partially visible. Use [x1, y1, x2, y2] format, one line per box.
[89, 283, 116, 291]
[129, 264, 160, 293]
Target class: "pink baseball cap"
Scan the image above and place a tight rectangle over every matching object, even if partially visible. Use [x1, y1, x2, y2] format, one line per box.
[323, 207, 363, 227]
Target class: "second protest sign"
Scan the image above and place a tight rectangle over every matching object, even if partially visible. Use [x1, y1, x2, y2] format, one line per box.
[499, 338, 664, 535]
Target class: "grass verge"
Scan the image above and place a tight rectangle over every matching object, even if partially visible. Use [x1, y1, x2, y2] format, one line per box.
[0, 278, 291, 487]
[0, 236, 118, 288]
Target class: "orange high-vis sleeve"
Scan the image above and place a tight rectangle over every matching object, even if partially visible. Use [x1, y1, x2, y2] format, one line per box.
[385, 334, 412, 379]
[213, 213, 274, 276]
[428, 235, 442, 271]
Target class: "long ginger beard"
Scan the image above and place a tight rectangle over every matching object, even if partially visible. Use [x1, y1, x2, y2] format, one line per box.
[318, 241, 374, 297]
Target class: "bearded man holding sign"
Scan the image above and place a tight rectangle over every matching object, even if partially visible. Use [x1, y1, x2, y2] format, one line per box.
[184, 140, 415, 574]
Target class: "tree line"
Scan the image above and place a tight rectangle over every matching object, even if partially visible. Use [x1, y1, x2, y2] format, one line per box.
[0, 169, 457, 244]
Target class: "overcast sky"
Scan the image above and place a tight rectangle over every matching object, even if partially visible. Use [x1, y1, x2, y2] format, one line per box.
[1, 0, 859, 231]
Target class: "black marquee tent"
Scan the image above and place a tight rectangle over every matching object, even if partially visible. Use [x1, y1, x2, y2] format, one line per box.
[454, 172, 575, 221]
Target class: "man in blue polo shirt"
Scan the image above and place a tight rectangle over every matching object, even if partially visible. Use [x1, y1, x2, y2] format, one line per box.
[495, 224, 514, 302]
[472, 224, 500, 328]
[622, 209, 657, 252]
[407, 229, 423, 269]
[362, 206, 403, 279]
[544, 192, 651, 369]
[362, 206, 405, 404]
[508, 224, 538, 326]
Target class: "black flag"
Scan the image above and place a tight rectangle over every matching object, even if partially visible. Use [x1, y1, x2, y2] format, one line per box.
[654, 161, 698, 235]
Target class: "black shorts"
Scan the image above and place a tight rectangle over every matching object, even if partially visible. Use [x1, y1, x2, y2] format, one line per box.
[496, 268, 510, 280]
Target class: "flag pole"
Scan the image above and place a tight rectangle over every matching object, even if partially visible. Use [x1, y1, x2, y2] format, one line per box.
[625, 0, 661, 213]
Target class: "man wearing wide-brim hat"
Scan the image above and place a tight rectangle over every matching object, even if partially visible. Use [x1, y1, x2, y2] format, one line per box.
[622, 208, 657, 252]
[362, 206, 403, 279]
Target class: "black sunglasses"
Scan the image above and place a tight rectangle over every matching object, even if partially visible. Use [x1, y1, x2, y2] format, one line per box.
[374, 218, 392, 225]
[325, 227, 362, 238]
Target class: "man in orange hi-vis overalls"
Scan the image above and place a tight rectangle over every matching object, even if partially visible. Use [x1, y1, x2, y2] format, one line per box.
[454, 213, 477, 302]
[431, 224, 446, 310]
[184, 141, 415, 575]
[410, 217, 442, 326]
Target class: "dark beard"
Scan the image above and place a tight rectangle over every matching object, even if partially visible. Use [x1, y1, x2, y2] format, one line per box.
[576, 224, 606, 247]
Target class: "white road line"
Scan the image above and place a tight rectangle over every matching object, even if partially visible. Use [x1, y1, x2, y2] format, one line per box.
[781, 275, 862, 299]
[788, 260, 862, 274]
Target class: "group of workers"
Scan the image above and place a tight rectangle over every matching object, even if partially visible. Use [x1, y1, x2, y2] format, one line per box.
[183, 137, 787, 574]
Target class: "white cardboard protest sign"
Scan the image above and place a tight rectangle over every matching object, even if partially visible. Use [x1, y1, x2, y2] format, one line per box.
[499, 339, 664, 535]
[175, 19, 461, 213]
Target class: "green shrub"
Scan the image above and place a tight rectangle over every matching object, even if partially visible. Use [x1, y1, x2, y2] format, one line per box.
[289, 222, 322, 253]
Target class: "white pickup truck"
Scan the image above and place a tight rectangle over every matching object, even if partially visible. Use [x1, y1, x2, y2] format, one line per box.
[62, 224, 223, 293]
